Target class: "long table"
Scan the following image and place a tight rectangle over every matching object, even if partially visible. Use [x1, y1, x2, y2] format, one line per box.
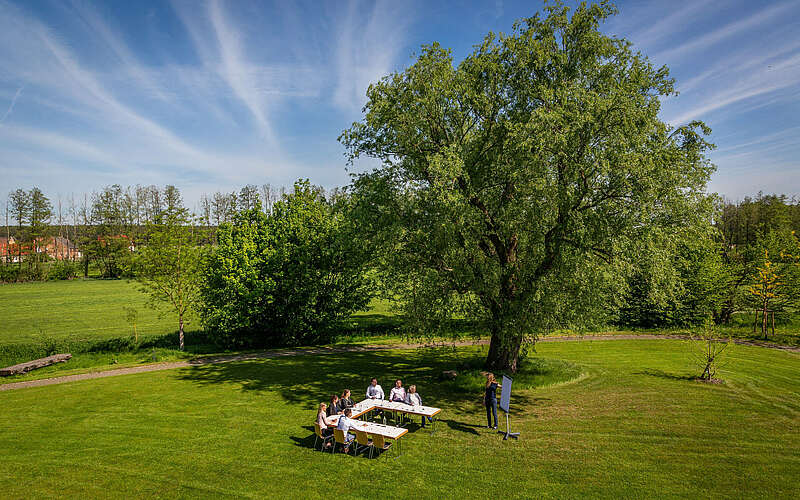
[326, 399, 442, 457]
[350, 399, 442, 432]
[327, 415, 408, 456]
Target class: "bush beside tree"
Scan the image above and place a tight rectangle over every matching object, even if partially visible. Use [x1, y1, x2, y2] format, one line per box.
[200, 180, 372, 348]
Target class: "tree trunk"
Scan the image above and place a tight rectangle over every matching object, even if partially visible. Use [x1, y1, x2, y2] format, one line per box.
[762, 299, 768, 340]
[771, 311, 775, 337]
[179, 314, 185, 351]
[485, 326, 523, 373]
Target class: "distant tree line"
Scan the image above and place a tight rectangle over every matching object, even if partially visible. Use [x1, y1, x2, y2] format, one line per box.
[0, 183, 296, 281]
[618, 193, 800, 337]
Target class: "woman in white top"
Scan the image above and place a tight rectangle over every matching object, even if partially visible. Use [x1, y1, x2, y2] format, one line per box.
[404, 385, 433, 427]
[316, 403, 333, 447]
[389, 379, 406, 402]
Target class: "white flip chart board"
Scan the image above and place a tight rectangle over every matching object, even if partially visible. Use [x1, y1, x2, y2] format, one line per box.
[499, 375, 512, 412]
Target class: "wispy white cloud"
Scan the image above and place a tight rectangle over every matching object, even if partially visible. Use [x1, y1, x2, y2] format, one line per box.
[207, 0, 275, 144]
[626, 0, 715, 50]
[665, 51, 800, 124]
[333, 0, 412, 112]
[651, 1, 797, 63]
[0, 86, 23, 124]
[68, 0, 170, 103]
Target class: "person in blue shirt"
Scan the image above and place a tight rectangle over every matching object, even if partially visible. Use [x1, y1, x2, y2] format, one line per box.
[484, 373, 501, 429]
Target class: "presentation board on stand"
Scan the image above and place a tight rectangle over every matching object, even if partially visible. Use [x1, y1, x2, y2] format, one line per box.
[498, 375, 520, 440]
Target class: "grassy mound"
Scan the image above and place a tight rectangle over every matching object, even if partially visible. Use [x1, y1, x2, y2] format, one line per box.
[446, 356, 584, 393]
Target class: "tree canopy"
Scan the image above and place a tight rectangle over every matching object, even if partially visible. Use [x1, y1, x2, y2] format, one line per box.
[340, 1, 715, 371]
[200, 180, 372, 347]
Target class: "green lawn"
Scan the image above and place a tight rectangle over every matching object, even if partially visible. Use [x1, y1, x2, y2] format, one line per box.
[0, 279, 198, 344]
[1, 339, 797, 498]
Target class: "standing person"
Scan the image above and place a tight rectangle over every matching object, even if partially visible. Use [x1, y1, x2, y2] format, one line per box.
[484, 373, 501, 429]
[366, 378, 384, 400]
[389, 379, 406, 402]
[327, 395, 342, 417]
[404, 385, 433, 427]
[340, 389, 354, 409]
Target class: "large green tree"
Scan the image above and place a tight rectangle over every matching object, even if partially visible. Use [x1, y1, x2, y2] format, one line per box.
[340, 1, 714, 371]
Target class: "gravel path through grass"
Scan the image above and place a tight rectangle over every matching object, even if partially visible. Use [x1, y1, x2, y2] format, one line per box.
[2, 334, 797, 391]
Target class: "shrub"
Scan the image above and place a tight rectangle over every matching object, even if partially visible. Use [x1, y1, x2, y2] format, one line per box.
[200, 180, 373, 348]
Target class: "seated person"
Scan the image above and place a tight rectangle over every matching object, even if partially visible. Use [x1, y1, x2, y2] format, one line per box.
[316, 403, 333, 446]
[366, 378, 384, 400]
[336, 408, 357, 450]
[340, 389, 354, 409]
[404, 385, 433, 427]
[327, 395, 342, 417]
[389, 379, 406, 402]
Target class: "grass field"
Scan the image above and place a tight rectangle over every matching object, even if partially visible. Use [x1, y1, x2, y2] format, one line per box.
[1, 339, 797, 498]
[0, 279, 200, 345]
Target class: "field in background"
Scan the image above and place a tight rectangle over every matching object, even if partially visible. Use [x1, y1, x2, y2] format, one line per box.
[0, 279, 198, 345]
[1, 340, 797, 497]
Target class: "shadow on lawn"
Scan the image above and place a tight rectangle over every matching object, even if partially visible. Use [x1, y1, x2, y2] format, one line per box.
[290, 426, 319, 450]
[443, 419, 483, 435]
[636, 369, 696, 381]
[174, 346, 539, 416]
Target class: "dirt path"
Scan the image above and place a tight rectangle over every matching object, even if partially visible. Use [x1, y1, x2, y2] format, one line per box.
[1, 334, 797, 392]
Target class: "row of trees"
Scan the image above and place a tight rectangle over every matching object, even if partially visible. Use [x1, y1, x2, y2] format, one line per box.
[619, 194, 800, 336]
[1, 183, 296, 281]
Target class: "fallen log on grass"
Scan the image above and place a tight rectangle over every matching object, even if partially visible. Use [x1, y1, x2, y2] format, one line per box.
[0, 354, 72, 376]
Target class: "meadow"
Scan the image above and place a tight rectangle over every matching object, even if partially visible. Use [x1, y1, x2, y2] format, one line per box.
[0, 279, 200, 345]
[1, 279, 798, 384]
[0, 339, 797, 498]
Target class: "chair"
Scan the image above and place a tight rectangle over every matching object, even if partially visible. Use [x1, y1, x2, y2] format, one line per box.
[333, 429, 355, 455]
[313, 423, 333, 452]
[354, 429, 373, 456]
[370, 433, 392, 459]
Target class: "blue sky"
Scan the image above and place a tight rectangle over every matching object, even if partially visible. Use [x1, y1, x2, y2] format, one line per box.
[0, 0, 798, 209]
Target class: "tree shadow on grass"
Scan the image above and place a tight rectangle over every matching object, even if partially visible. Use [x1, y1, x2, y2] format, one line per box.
[636, 369, 697, 381]
[173, 347, 539, 416]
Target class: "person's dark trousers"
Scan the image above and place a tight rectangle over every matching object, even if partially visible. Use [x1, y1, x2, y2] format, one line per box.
[486, 398, 498, 427]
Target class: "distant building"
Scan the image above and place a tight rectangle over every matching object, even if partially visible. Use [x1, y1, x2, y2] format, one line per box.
[0, 236, 15, 263]
[0, 235, 82, 263]
[42, 236, 82, 261]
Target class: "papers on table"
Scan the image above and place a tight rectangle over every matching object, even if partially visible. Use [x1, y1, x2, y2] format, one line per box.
[374, 400, 441, 417]
[327, 415, 408, 439]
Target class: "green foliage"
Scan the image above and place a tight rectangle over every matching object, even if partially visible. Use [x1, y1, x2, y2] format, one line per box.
[46, 260, 79, 281]
[200, 180, 373, 347]
[715, 194, 800, 323]
[618, 208, 731, 328]
[341, 1, 714, 370]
